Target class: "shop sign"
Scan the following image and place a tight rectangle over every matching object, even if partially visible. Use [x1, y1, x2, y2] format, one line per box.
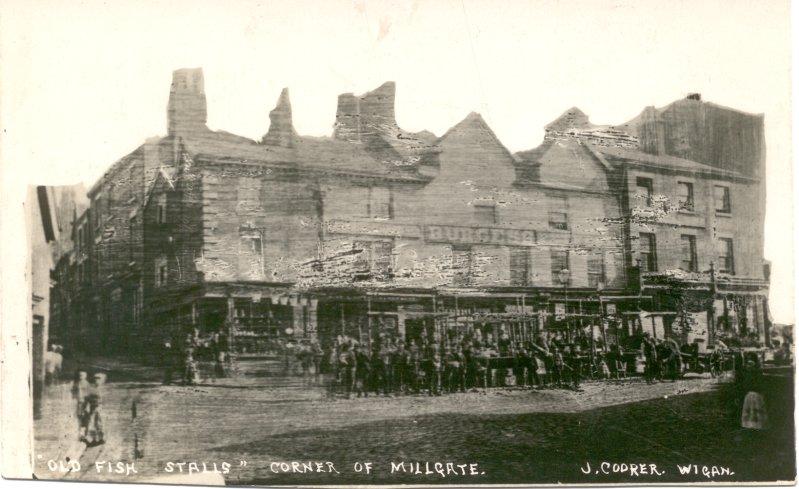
[505, 305, 535, 314]
[425, 225, 536, 247]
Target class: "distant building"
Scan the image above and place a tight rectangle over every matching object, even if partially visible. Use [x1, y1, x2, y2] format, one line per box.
[47, 69, 771, 366]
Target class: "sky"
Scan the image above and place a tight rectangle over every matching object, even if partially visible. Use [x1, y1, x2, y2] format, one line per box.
[1, 0, 793, 321]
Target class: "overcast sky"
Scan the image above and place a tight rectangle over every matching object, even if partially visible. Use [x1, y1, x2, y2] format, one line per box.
[1, 0, 793, 321]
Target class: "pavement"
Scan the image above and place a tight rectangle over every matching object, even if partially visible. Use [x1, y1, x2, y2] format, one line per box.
[33, 362, 736, 484]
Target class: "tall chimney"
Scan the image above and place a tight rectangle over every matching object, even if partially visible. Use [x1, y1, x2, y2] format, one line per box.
[167, 68, 208, 136]
[262, 88, 297, 148]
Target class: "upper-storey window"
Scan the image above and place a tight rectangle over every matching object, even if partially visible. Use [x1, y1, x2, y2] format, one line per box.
[550, 249, 570, 285]
[509, 248, 530, 286]
[452, 245, 473, 286]
[587, 251, 606, 288]
[473, 203, 497, 225]
[677, 181, 695, 211]
[156, 194, 167, 224]
[681, 234, 698, 272]
[369, 186, 393, 219]
[639, 232, 657, 272]
[714, 185, 731, 213]
[353, 240, 393, 281]
[717, 238, 735, 274]
[636, 177, 653, 206]
[548, 196, 568, 230]
[93, 195, 103, 231]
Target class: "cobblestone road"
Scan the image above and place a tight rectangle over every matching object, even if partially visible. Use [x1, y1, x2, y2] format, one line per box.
[34, 367, 742, 484]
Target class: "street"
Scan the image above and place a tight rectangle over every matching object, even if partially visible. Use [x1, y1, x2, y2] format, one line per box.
[33, 365, 794, 485]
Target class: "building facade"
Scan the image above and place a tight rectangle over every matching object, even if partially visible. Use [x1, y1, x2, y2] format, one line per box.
[48, 69, 771, 365]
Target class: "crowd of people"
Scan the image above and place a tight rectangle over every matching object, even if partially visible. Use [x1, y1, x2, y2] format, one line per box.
[161, 328, 231, 385]
[324, 328, 694, 399]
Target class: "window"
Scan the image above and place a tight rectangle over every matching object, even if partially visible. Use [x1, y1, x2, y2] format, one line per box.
[353, 241, 393, 280]
[636, 177, 654, 206]
[550, 249, 570, 285]
[92, 195, 103, 231]
[77, 226, 84, 252]
[452, 245, 473, 286]
[548, 196, 568, 230]
[369, 187, 393, 219]
[509, 248, 530, 286]
[717, 238, 735, 274]
[473, 203, 497, 225]
[639, 232, 657, 272]
[155, 256, 167, 287]
[587, 252, 606, 288]
[156, 194, 167, 224]
[714, 185, 731, 213]
[680, 235, 697, 272]
[677, 182, 694, 211]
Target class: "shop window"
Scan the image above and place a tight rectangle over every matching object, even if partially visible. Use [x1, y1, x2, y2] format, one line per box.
[452, 245, 473, 286]
[548, 196, 568, 230]
[587, 252, 606, 288]
[550, 249, 570, 285]
[473, 203, 497, 225]
[677, 182, 694, 211]
[636, 177, 653, 206]
[714, 185, 731, 213]
[509, 248, 530, 286]
[639, 232, 657, 272]
[717, 238, 735, 274]
[681, 234, 697, 272]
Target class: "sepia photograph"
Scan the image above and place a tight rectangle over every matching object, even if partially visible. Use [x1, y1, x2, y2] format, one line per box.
[1, 0, 795, 486]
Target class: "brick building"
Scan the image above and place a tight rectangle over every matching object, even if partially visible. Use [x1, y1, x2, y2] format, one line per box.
[49, 69, 771, 364]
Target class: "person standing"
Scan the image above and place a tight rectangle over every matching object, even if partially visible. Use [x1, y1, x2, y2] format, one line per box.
[71, 371, 90, 438]
[83, 373, 106, 446]
[393, 341, 409, 394]
[427, 343, 442, 396]
[354, 345, 371, 398]
[338, 343, 355, 399]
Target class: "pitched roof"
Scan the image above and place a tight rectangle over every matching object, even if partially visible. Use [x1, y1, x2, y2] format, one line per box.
[181, 128, 428, 178]
[595, 145, 747, 178]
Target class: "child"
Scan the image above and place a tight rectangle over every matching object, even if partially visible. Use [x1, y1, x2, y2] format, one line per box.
[71, 371, 90, 440]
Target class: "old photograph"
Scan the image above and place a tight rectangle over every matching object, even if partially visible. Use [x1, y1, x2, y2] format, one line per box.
[2, 0, 795, 486]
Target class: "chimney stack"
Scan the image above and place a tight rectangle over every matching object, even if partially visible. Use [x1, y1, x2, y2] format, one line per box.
[333, 81, 397, 142]
[262, 88, 298, 148]
[167, 68, 208, 136]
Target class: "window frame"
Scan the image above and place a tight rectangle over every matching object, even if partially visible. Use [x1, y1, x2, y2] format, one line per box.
[677, 181, 695, 212]
[155, 193, 167, 224]
[717, 237, 735, 274]
[368, 186, 394, 220]
[714, 185, 731, 214]
[452, 244, 474, 286]
[639, 232, 658, 272]
[473, 203, 497, 225]
[680, 234, 698, 272]
[550, 249, 570, 285]
[636, 176, 654, 207]
[587, 251, 606, 288]
[509, 247, 530, 286]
